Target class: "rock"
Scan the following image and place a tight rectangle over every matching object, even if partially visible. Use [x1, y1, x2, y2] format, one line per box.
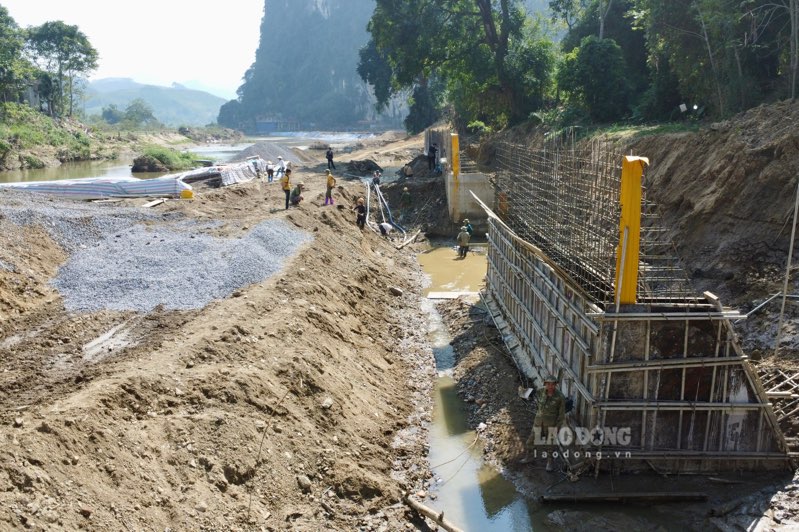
[297, 475, 312, 493]
[131, 155, 169, 173]
[321, 398, 334, 409]
[389, 287, 403, 297]
[79, 505, 92, 518]
[13, 418, 23, 428]
[195, 501, 208, 513]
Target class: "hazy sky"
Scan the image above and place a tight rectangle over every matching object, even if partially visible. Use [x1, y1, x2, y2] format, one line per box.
[2, 0, 265, 100]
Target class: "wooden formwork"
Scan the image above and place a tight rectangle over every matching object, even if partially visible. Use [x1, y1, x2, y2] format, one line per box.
[483, 215, 795, 471]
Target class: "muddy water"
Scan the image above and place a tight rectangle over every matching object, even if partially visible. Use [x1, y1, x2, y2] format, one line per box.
[423, 297, 539, 530]
[419, 245, 538, 530]
[417, 242, 488, 296]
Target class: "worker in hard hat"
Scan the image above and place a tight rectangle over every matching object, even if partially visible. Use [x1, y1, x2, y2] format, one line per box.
[463, 218, 474, 236]
[520, 374, 566, 471]
[266, 160, 275, 182]
[324, 169, 336, 205]
[352, 197, 366, 230]
[456, 225, 470, 259]
[399, 186, 411, 222]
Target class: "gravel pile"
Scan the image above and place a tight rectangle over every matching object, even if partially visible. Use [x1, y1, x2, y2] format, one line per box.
[0, 190, 313, 312]
[1, 190, 160, 253]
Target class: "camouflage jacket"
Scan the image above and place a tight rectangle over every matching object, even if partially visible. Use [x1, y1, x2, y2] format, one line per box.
[534, 388, 566, 427]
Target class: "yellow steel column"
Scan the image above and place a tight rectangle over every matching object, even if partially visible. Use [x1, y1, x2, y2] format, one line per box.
[451, 133, 460, 183]
[614, 156, 649, 305]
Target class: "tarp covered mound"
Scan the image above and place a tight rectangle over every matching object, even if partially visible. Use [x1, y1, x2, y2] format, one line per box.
[0, 159, 268, 200]
[0, 174, 193, 200]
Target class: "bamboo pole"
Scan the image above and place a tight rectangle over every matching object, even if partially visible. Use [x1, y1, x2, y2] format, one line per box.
[403, 495, 465, 532]
[775, 176, 799, 356]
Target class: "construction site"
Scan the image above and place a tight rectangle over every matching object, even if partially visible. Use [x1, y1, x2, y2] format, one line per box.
[1, 102, 799, 530]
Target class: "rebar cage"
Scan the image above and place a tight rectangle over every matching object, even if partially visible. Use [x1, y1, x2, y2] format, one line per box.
[483, 139, 793, 470]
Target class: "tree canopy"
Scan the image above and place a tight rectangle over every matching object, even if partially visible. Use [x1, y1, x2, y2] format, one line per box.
[358, 0, 556, 131]
[25, 20, 98, 117]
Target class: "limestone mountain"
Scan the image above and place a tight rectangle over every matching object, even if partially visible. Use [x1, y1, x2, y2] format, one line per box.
[218, 0, 374, 132]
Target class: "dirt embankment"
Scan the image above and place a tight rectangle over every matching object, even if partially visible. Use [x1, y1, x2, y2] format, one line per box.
[0, 166, 440, 530]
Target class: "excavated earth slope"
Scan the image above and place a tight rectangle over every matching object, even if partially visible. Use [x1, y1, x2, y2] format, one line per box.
[0, 170, 437, 530]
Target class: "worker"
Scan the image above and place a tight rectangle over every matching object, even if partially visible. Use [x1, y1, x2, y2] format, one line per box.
[280, 168, 292, 210]
[352, 197, 366, 230]
[399, 186, 411, 221]
[266, 160, 275, 182]
[463, 218, 474, 237]
[372, 170, 381, 187]
[275, 156, 287, 179]
[520, 374, 566, 472]
[324, 169, 336, 205]
[326, 147, 336, 170]
[456, 225, 470, 258]
[428, 143, 438, 171]
[290, 182, 305, 206]
[379, 222, 394, 237]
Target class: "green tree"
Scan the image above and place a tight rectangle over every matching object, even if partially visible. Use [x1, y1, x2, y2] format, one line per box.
[742, 0, 799, 100]
[633, 0, 781, 117]
[101, 103, 124, 124]
[0, 6, 34, 103]
[124, 98, 159, 127]
[359, 0, 555, 131]
[24, 21, 98, 117]
[558, 35, 629, 121]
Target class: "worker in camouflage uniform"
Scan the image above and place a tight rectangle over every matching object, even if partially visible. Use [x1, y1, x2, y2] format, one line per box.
[521, 374, 566, 471]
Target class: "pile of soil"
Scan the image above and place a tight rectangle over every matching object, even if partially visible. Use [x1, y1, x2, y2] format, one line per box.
[0, 170, 439, 530]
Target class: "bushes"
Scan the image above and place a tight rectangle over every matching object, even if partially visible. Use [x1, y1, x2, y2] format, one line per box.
[138, 145, 199, 171]
[0, 102, 91, 153]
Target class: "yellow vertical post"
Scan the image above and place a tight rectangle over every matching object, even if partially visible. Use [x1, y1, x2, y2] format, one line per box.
[614, 156, 649, 304]
[451, 133, 460, 180]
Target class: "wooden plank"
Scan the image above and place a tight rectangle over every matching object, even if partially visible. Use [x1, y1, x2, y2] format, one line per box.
[141, 198, 167, 208]
[426, 291, 478, 299]
[404, 496, 464, 532]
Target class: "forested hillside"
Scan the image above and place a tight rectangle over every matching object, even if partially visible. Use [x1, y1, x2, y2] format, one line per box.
[218, 0, 375, 131]
[357, 0, 799, 134]
[85, 79, 226, 127]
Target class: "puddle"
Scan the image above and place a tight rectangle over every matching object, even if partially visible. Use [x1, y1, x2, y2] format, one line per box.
[422, 293, 537, 530]
[417, 241, 487, 296]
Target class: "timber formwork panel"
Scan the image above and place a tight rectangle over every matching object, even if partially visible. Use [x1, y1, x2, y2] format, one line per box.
[483, 216, 792, 471]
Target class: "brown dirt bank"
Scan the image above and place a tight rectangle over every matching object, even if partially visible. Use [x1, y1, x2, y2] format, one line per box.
[0, 168, 439, 530]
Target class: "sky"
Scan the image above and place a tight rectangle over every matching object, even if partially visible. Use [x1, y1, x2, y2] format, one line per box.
[2, 0, 265, 100]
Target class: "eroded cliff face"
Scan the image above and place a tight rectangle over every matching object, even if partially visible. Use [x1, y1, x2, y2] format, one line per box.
[629, 101, 799, 301]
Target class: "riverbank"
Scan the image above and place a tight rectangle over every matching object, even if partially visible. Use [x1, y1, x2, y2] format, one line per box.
[0, 103, 241, 172]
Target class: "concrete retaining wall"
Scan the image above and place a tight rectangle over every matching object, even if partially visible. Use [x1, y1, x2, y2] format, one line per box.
[445, 172, 494, 232]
